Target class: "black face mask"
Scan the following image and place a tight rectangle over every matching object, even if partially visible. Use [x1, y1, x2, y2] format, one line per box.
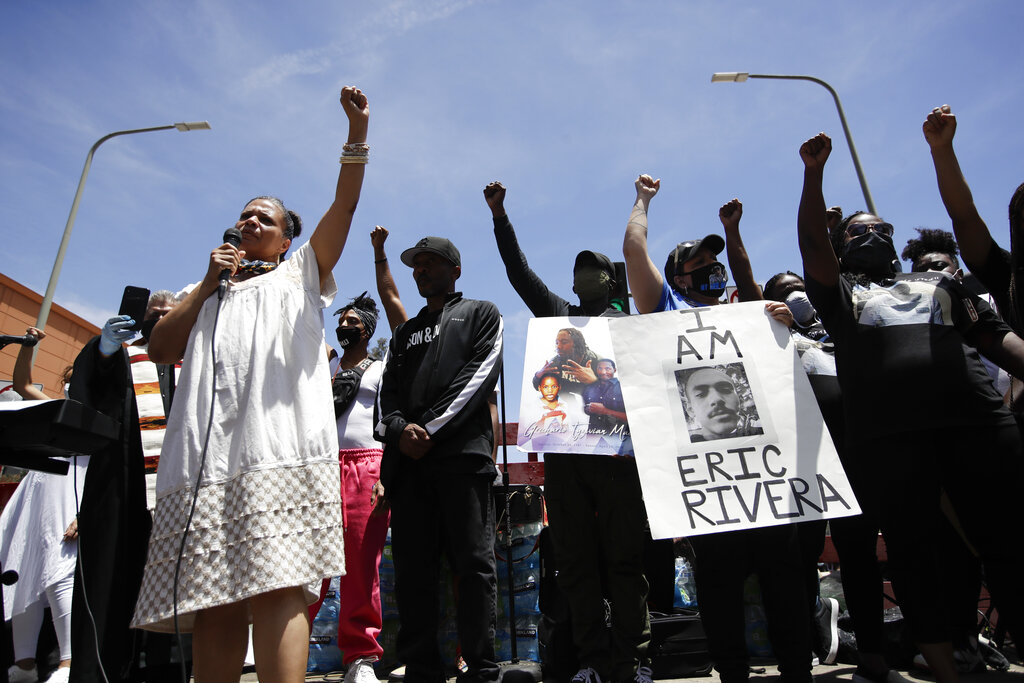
[840, 232, 898, 277]
[335, 326, 363, 349]
[140, 318, 158, 342]
[686, 261, 728, 298]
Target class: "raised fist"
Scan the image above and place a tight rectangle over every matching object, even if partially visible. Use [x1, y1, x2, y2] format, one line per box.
[799, 133, 832, 170]
[483, 182, 507, 217]
[340, 86, 369, 140]
[371, 225, 390, 251]
[923, 104, 956, 148]
[635, 174, 660, 201]
[719, 198, 743, 230]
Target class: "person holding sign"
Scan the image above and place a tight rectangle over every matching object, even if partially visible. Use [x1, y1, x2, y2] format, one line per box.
[485, 181, 652, 683]
[622, 176, 812, 683]
[797, 131, 1024, 683]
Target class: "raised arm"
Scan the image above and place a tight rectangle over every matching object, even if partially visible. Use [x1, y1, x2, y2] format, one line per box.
[371, 225, 408, 331]
[719, 198, 762, 302]
[12, 327, 48, 400]
[485, 181, 570, 317]
[309, 86, 370, 286]
[923, 104, 994, 268]
[797, 133, 840, 288]
[622, 174, 663, 313]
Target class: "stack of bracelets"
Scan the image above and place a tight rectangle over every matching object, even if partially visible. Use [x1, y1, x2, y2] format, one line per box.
[340, 142, 369, 164]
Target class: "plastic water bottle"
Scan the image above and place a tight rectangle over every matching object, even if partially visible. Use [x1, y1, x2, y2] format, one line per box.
[674, 557, 697, 608]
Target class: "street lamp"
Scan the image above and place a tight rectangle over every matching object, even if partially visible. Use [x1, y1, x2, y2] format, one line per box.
[33, 121, 212, 343]
[711, 72, 877, 216]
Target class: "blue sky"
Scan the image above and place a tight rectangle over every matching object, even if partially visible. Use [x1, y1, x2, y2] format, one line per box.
[3, 1, 1023, 419]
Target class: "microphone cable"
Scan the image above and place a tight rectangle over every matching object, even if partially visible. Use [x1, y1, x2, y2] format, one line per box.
[73, 451, 112, 683]
[172, 282, 230, 683]
[172, 228, 241, 683]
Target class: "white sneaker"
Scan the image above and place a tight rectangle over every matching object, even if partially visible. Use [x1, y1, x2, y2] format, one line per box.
[344, 657, 380, 683]
[571, 667, 602, 683]
[45, 669, 71, 683]
[8, 665, 38, 683]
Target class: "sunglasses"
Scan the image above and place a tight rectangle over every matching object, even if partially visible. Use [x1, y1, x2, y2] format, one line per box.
[845, 221, 894, 238]
[913, 260, 953, 273]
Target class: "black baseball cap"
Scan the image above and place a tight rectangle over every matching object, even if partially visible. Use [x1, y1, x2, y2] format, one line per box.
[401, 236, 462, 268]
[664, 234, 725, 284]
[573, 250, 615, 277]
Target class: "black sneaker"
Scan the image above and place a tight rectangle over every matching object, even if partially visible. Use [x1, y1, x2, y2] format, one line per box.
[814, 597, 840, 665]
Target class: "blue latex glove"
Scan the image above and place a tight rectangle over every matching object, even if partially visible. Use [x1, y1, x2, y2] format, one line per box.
[99, 315, 136, 356]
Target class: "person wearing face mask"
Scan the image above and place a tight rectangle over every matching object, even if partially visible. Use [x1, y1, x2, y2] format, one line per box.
[319, 271, 405, 683]
[484, 181, 653, 683]
[798, 132, 1024, 683]
[765, 272, 912, 679]
[623, 177, 812, 683]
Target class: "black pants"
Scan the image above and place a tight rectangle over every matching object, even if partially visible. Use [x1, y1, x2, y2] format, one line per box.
[690, 525, 812, 683]
[826, 445, 888, 655]
[858, 424, 1024, 645]
[389, 461, 498, 683]
[544, 454, 652, 681]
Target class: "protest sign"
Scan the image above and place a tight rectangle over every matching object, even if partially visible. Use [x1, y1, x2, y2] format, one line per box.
[608, 302, 859, 538]
[517, 317, 630, 456]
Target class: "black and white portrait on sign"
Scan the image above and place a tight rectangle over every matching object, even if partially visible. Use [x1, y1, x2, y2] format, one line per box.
[675, 363, 764, 443]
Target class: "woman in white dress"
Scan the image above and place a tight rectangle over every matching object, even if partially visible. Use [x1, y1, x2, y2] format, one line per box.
[0, 328, 80, 683]
[131, 86, 369, 683]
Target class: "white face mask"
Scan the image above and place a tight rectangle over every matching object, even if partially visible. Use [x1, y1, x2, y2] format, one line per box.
[784, 291, 816, 325]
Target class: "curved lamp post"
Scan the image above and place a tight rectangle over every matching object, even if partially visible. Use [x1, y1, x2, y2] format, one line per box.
[34, 121, 212, 343]
[711, 72, 876, 216]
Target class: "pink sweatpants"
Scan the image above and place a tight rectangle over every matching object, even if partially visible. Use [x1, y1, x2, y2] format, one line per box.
[309, 448, 391, 664]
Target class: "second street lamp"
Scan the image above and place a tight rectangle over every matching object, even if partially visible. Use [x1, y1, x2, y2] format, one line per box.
[711, 72, 876, 216]
[34, 121, 212, 354]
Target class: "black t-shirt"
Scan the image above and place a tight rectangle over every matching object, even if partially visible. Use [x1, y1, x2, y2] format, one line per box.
[969, 242, 1018, 332]
[805, 270, 1014, 443]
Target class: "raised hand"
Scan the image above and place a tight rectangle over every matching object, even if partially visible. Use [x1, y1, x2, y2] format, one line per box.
[371, 225, 390, 253]
[719, 198, 743, 231]
[799, 133, 832, 170]
[340, 86, 369, 143]
[923, 104, 956, 149]
[25, 327, 45, 342]
[99, 315, 137, 356]
[483, 181, 507, 218]
[635, 174, 660, 202]
[563, 359, 597, 384]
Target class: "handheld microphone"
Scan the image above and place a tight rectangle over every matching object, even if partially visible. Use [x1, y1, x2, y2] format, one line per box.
[218, 227, 243, 300]
[0, 334, 39, 348]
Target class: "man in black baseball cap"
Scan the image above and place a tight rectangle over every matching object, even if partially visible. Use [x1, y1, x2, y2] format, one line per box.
[623, 174, 764, 312]
[400, 236, 461, 268]
[378, 233, 503, 683]
[484, 181, 656, 683]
